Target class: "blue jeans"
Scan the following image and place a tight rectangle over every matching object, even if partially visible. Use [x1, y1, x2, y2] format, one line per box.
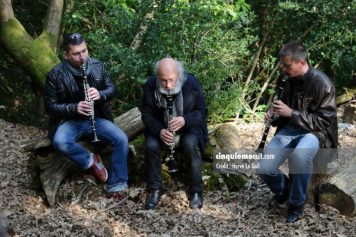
[258, 125, 319, 206]
[52, 118, 128, 192]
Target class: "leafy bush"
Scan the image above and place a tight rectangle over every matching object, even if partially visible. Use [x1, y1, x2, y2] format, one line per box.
[63, 0, 255, 123]
[2, 0, 355, 126]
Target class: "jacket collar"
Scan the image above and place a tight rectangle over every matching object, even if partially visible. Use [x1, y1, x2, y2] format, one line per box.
[302, 66, 313, 82]
[291, 65, 312, 85]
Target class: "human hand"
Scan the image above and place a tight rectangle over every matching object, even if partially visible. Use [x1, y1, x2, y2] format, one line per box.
[271, 100, 292, 118]
[87, 87, 100, 101]
[77, 101, 93, 116]
[168, 116, 185, 132]
[160, 129, 174, 146]
[264, 109, 275, 123]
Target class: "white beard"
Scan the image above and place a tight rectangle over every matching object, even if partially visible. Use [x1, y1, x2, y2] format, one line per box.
[157, 75, 185, 95]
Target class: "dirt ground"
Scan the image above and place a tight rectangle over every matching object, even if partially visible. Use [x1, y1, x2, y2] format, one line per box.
[0, 118, 355, 237]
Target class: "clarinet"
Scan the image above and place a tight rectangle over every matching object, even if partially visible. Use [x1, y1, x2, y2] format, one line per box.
[165, 94, 178, 173]
[257, 75, 288, 149]
[80, 64, 100, 143]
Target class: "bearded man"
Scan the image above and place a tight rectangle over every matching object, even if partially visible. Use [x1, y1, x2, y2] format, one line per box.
[140, 58, 208, 210]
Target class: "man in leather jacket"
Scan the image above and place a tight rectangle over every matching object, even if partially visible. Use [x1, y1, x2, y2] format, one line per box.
[140, 58, 208, 210]
[44, 33, 128, 201]
[258, 41, 338, 223]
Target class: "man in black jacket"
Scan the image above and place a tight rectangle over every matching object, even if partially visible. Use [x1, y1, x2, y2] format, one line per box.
[258, 41, 338, 223]
[140, 58, 208, 209]
[44, 33, 128, 201]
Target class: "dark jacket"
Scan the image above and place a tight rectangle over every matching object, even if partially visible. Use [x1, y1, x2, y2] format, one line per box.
[273, 67, 338, 149]
[44, 58, 116, 139]
[140, 73, 208, 152]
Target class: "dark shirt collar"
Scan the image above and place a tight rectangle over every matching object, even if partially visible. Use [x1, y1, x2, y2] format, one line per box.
[302, 66, 313, 82]
[291, 65, 312, 84]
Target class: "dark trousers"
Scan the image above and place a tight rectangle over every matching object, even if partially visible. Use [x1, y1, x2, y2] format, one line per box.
[145, 132, 203, 193]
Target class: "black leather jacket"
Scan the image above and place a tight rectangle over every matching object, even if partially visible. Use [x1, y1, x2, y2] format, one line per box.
[44, 58, 116, 139]
[273, 67, 338, 149]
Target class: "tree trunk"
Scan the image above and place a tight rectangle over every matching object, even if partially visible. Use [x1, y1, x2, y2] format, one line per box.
[0, 0, 62, 88]
[25, 107, 144, 206]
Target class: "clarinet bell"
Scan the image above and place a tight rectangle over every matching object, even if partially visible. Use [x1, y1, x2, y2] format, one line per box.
[91, 132, 101, 143]
[92, 136, 101, 143]
[167, 159, 178, 173]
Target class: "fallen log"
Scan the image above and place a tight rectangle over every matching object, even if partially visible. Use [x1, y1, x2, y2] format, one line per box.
[25, 107, 144, 206]
[312, 149, 356, 216]
[301, 138, 356, 217]
[336, 87, 356, 105]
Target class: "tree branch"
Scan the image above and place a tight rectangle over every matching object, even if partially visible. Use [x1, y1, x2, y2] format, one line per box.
[129, 1, 158, 50]
[236, 9, 280, 120]
[0, 0, 14, 22]
[41, 0, 64, 51]
[252, 62, 280, 112]
[235, 31, 270, 120]
[117, 1, 159, 81]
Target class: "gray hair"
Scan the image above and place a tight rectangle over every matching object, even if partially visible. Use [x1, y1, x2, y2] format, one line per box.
[154, 58, 187, 95]
[154, 58, 186, 81]
[279, 40, 308, 62]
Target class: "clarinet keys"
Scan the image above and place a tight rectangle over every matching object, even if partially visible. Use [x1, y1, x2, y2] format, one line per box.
[81, 63, 100, 143]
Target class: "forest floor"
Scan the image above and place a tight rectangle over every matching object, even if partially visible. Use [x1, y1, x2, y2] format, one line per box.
[0, 118, 355, 237]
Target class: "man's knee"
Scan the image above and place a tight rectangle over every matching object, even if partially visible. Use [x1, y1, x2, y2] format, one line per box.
[303, 133, 319, 146]
[113, 131, 128, 146]
[181, 134, 198, 153]
[52, 133, 71, 152]
[257, 159, 280, 175]
[289, 151, 315, 173]
[145, 137, 161, 153]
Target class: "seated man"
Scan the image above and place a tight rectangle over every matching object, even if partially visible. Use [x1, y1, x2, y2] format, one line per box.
[258, 41, 338, 223]
[44, 33, 128, 200]
[140, 58, 208, 209]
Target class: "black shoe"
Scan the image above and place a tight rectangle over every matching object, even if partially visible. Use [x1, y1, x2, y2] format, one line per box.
[189, 192, 203, 209]
[268, 193, 288, 209]
[145, 189, 162, 210]
[286, 204, 304, 223]
[268, 175, 289, 209]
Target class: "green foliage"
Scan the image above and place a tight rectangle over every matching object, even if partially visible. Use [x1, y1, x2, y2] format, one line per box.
[278, 0, 356, 88]
[1, 0, 356, 126]
[63, 0, 255, 122]
[248, 0, 356, 94]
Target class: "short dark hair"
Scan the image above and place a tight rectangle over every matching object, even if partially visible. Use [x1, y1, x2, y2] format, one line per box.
[61, 33, 85, 52]
[279, 40, 308, 61]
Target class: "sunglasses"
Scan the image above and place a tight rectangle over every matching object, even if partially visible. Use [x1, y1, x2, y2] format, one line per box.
[66, 33, 83, 41]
